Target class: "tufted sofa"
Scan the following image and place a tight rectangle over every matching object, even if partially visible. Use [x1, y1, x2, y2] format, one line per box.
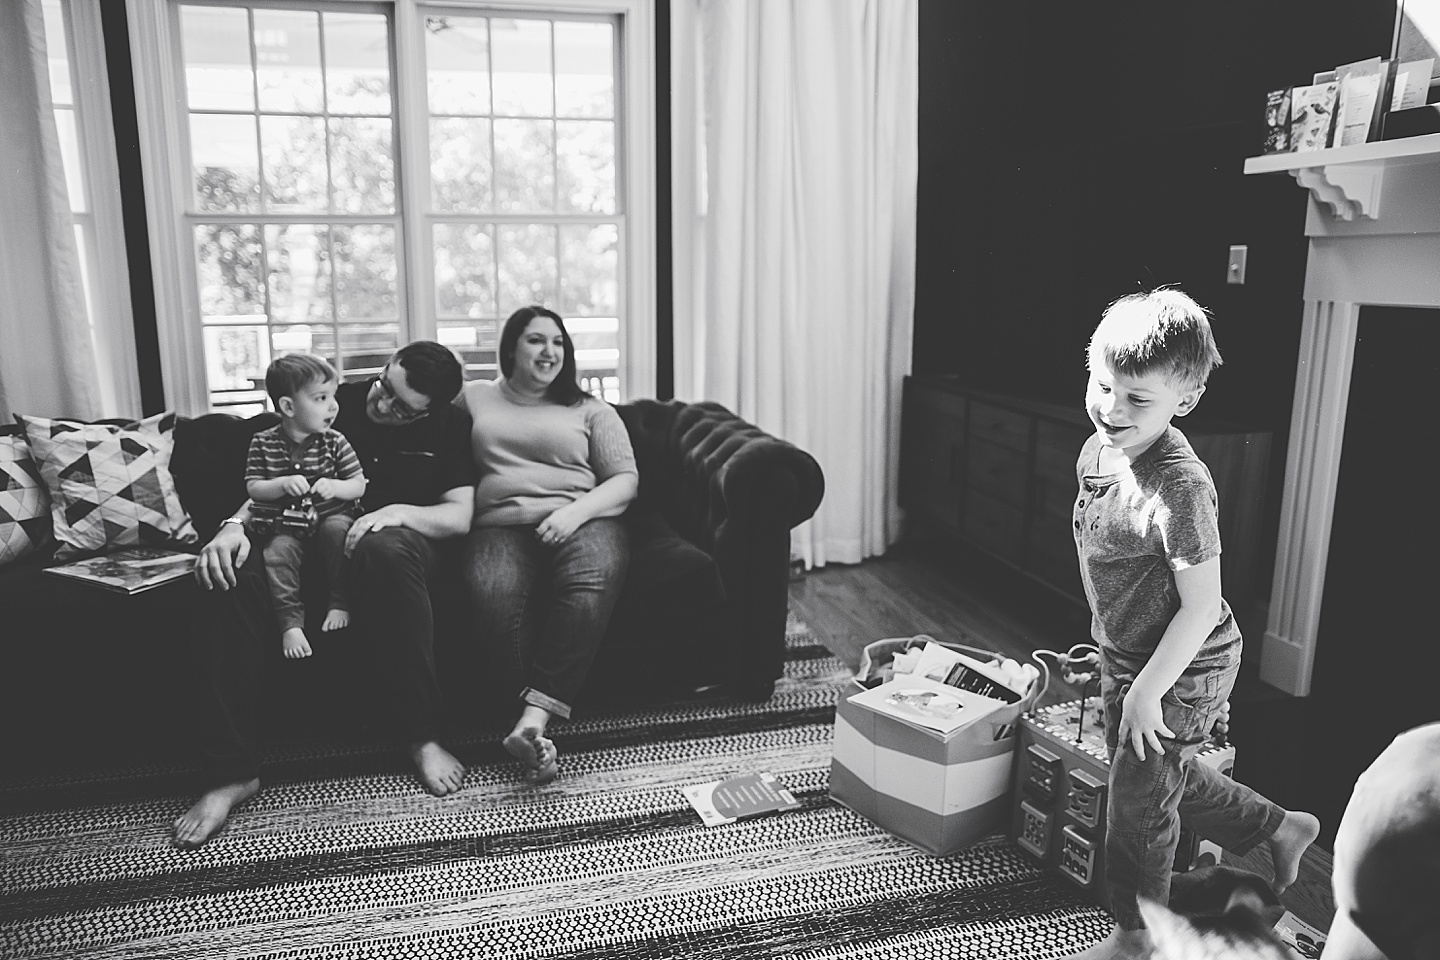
[0, 399, 824, 768]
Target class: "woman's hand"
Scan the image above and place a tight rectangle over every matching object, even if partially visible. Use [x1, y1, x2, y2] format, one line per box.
[536, 504, 585, 546]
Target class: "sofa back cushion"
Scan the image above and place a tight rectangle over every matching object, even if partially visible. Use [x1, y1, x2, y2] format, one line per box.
[171, 412, 280, 540]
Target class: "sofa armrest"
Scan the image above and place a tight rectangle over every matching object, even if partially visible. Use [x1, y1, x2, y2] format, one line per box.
[618, 399, 824, 697]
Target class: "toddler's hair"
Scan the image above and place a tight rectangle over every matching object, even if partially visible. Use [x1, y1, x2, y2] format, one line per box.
[265, 353, 338, 406]
[1088, 288, 1223, 390]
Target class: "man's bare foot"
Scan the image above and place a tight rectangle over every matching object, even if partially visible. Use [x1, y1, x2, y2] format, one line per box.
[1268, 809, 1320, 893]
[504, 727, 558, 785]
[282, 627, 311, 658]
[321, 608, 349, 632]
[1058, 925, 1151, 960]
[409, 740, 465, 797]
[172, 778, 260, 849]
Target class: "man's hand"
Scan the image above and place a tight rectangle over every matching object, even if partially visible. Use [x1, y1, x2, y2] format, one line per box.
[194, 522, 250, 591]
[535, 504, 584, 546]
[344, 504, 409, 556]
[281, 475, 310, 498]
[1120, 685, 1175, 762]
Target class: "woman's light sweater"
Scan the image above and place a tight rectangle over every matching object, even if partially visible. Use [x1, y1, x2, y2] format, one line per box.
[462, 378, 637, 527]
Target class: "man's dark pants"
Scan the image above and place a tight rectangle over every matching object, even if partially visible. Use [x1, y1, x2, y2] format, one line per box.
[195, 528, 447, 785]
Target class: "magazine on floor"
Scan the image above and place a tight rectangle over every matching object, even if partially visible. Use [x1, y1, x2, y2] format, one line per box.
[683, 771, 802, 826]
[43, 545, 195, 595]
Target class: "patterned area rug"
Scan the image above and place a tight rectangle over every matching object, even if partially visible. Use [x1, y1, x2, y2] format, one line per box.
[0, 618, 1109, 959]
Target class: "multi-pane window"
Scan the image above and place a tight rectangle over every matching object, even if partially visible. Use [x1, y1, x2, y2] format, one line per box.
[175, 3, 626, 414]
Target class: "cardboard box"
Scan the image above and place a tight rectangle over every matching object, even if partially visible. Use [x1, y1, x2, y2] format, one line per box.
[830, 675, 1027, 856]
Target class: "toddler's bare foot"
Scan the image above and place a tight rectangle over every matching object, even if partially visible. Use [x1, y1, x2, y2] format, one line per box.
[409, 741, 465, 797]
[321, 608, 349, 632]
[1058, 925, 1151, 960]
[172, 777, 260, 849]
[1268, 809, 1320, 893]
[504, 727, 559, 785]
[282, 627, 311, 658]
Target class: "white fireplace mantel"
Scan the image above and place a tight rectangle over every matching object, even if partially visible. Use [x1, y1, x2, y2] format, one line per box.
[1243, 134, 1440, 696]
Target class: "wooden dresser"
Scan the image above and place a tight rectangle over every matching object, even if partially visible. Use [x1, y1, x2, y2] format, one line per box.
[899, 376, 1273, 610]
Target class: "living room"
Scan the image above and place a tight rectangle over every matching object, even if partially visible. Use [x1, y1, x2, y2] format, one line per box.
[1, 1, 1437, 957]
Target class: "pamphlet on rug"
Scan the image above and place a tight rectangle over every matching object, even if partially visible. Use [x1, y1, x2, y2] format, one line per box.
[43, 545, 195, 595]
[683, 771, 802, 826]
[1272, 909, 1326, 957]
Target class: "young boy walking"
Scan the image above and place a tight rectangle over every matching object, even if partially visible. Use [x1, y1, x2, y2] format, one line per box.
[245, 354, 367, 659]
[1066, 289, 1319, 959]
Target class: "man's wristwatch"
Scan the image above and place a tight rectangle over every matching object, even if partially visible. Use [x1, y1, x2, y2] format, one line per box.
[221, 517, 246, 529]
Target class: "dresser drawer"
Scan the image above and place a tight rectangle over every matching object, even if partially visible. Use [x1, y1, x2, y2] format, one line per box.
[1034, 419, 1091, 481]
[966, 436, 1029, 508]
[969, 401, 1032, 453]
[963, 488, 1025, 565]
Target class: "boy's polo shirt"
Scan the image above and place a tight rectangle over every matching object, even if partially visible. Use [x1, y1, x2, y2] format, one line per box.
[1073, 425, 1240, 665]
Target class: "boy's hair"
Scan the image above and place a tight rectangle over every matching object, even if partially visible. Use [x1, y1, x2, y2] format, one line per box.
[1088, 288, 1223, 390]
[265, 353, 338, 406]
[391, 340, 465, 406]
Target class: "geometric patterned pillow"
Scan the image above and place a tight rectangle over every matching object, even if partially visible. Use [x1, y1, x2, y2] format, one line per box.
[0, 431, 53, 566]
[14, 412, 198, 560]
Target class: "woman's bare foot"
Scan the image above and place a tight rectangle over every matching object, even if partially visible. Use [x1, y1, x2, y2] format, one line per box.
[1268, 809, 1321, 893]
[172, 778, 260, 849]
[282, 627, 311, 658]
[409, 740, 465, 796]
[504, 706, 558, 785]
[321, 608, 350, 632]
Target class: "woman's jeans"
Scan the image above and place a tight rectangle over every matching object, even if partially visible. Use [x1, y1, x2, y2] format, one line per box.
[461, 518, 629, 719]
[1100, 646, 1285, 931]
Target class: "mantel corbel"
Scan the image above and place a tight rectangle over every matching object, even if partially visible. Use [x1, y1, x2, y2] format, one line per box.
[1291, 162, 1384, 220]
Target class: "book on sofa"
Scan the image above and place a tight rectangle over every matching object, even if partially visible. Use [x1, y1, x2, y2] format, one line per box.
[43, 546, 195, 595]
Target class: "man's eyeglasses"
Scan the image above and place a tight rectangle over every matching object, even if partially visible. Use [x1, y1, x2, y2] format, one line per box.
[373, 370, 430, 421]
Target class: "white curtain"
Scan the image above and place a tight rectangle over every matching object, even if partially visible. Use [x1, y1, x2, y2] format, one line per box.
[0, 0, 100, 423]
[675, 0, 918, 567]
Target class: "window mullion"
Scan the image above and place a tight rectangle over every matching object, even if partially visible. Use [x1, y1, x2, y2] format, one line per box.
[393, 0, 432, 343]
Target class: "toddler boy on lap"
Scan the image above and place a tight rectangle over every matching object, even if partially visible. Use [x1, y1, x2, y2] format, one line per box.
[245, 354, 367, 658]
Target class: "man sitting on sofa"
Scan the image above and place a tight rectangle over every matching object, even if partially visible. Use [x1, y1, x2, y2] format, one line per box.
[173, 341, 477, 849]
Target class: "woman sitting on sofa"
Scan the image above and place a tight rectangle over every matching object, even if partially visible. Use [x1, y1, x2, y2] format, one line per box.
[459, 305, 637, 785]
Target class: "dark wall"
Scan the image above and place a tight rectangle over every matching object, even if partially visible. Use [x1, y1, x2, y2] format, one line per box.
[914, 1, 1395, 601]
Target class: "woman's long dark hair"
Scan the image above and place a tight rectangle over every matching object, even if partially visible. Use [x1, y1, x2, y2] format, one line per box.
[498, 305, 590, 406]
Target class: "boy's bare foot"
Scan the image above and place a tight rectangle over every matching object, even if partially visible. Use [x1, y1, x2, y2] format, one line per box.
[321, 608, 349, 632]
[504, 727, 558, 785]
[409, 740, 465, 796]
[172, 777, 260, 849]
[1268, 809, 1321, 893]
[282, 627, 311, 658]
[1059, 925, 1151, 960]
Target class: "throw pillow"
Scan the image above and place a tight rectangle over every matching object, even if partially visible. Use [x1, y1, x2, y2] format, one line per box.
[15, 412, 198, 560]
[0, 431, 52, 566]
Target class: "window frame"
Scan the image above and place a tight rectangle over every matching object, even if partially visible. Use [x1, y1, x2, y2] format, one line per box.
[127, 0, 656, 414]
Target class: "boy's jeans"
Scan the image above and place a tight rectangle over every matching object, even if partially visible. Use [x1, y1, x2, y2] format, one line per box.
[1100, 646, 1285, 931]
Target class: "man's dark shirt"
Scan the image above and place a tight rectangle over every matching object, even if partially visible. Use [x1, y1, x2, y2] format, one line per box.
[332, 380, 476, 512]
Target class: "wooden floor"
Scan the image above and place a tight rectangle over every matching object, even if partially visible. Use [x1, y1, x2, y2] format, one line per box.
[788, 537, 1336, 935]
